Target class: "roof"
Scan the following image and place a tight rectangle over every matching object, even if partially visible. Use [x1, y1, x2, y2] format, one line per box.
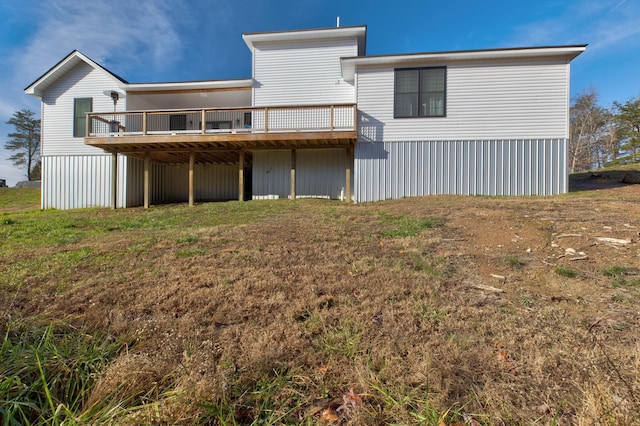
[242, 25, 367, 55]
[25, 50, 128, 97]
[24, 50, 253, 97]
[340, 44, 587, 83]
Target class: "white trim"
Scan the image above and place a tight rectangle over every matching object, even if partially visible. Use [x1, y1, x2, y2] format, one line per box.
[243, 26, 366, 51]
[125, 79, 254, 92]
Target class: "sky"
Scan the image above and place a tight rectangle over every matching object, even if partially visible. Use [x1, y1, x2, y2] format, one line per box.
[0, 0, 639, 186]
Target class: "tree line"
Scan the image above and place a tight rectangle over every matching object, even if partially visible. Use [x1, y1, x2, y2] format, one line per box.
[570, 89, 640, 172]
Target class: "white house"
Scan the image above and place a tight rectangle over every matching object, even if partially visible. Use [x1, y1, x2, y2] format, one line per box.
[25, 26, 585, 209]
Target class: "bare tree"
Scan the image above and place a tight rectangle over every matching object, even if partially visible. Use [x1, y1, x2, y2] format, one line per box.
[570, 88, 607, 172]
[5, 109, 41, 181]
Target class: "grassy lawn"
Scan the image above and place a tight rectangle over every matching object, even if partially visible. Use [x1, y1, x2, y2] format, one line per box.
[1, 184, 639, 425]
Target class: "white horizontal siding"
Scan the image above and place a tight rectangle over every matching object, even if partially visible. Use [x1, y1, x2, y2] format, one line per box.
[41, 154, 129, 209]
[253, 38, 357, 106]
[356, 59, 570, 141]
[354, 139, 567, 202]
[41, 62, 125, 156]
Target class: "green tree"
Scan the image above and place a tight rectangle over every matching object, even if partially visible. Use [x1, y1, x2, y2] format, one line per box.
[5, 109, 41, 181]
[613, 97, 640, 163]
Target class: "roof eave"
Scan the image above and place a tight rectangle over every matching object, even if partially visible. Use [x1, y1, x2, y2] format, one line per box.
[125, 78, 254, 92]
[242, 25, 367, 51]
[341, 44, 587, 82]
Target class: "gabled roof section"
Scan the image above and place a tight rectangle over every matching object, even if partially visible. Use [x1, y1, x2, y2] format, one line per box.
[25, 50, 128, 97]
[341, 44, 587, 83]
[243, 25, 367, 56]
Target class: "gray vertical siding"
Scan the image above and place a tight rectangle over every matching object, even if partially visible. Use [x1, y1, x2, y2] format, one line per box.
[42, 154, 129, 209]
[296, 149, 348, 199]
[125, 157, 144, 207]
[354, 139, 567, 202]
[42, 155, 240, 209]
[252, 150, 291, 199]
[252, 149, 351, 200]
[150, 163, 239, 205]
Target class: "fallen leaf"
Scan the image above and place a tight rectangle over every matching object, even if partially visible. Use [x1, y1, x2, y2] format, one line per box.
[343, 386, 362, 405]
[497, 351, 517, 375]
[321, 407, 339, 422]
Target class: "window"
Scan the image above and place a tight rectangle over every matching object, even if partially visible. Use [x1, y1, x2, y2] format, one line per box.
[169, 114, 187, 131]
[73, 98, 92, 137]
[394, 67, 446, 118]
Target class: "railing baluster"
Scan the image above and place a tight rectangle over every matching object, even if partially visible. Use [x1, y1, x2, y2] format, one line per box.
[84, 104, 356, 138]
[142, 112, 147, 135]
[330, 105, 334, 131]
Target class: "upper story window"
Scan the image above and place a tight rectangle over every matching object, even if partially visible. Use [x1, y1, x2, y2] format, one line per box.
[394, 67, 446, 118]
[73, 98, 92, 137]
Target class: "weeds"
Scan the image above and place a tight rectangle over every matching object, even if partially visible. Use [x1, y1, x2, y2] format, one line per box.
[379, 213, 440, 238]
[555, 267, 578, 278]
[603, 265, 639, 288]
[603, 265, 630, 277]
[198, 367, 306, 425]
[505, 255, 525, 269]
[320, 322, 362, 357]
[0, 320, 125, 425]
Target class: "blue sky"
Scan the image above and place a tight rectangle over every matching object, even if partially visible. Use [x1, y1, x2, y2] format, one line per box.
[1, 0, 639, 186]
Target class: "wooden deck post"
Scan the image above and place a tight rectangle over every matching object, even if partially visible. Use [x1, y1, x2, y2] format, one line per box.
[189, 152, 195, 207]
[111, 152, 118, 209]
[345, 146, 352, 202]
[238, 150, 245, 201]
[290, 149, 296, 200]
[143, 152, 150, 209]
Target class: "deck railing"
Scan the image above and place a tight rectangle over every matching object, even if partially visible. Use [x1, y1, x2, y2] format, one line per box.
[87, 104, 357, 137]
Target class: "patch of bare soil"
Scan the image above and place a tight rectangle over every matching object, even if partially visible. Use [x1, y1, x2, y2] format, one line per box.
[2, 186, 640, 424]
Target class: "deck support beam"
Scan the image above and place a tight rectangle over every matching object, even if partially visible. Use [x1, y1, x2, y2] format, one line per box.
[238, 150, 245, 201]
[111, 152, 118, 209]
[188, 151, 195, 207]
[290, 149, 296, 200]
[143, 152, 150, 209]
[345, 146, 352, 202]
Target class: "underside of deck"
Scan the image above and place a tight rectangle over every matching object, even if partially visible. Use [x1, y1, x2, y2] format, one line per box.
[86, 130, 357, 164]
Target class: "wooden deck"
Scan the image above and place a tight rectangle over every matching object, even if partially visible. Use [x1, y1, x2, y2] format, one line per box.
[85, 104, 357, 208]
[85, 104, 357, 164]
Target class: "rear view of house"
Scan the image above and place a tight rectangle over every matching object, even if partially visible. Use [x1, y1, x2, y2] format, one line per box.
[25, 25, 585, 209]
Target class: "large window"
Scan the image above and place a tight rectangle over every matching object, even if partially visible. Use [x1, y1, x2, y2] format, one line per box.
[73, 98, 92, 137]
[394, 67, 446, 118]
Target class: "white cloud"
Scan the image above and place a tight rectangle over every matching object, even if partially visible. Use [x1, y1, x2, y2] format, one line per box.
[17, 0, 185, 80]
[507, 0, 640, 52]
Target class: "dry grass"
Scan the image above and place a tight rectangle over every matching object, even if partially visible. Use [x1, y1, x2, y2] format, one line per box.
[1, 180, 639, 424]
